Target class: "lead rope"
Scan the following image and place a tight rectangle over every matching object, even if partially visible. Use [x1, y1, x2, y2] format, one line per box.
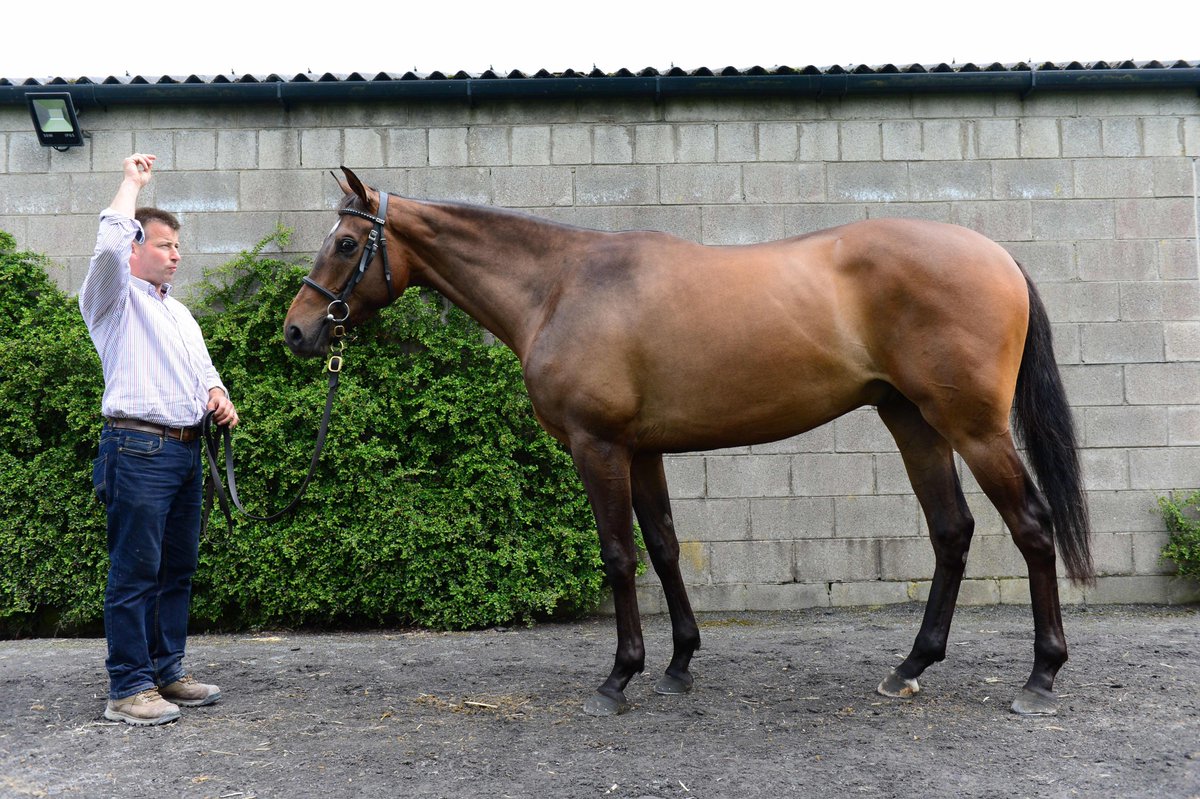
[201, 342, 345, 534]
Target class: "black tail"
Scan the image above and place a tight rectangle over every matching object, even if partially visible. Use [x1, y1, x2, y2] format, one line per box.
[1012, 268, 1094, 584]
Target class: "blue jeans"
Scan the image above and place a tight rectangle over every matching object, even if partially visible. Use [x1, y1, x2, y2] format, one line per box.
[93, 427, 202, 700]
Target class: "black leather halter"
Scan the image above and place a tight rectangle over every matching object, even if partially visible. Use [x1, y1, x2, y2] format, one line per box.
[301, 191, 395, 322]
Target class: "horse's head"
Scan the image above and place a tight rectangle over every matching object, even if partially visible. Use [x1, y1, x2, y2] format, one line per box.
[284, 167, 408, 358]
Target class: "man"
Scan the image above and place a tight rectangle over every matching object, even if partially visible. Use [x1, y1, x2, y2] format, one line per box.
[80, 153, 239, 726]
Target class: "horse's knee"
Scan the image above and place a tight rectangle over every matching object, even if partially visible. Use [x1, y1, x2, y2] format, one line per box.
[643, 531, 680, 567]
[599, 544, 639, 581]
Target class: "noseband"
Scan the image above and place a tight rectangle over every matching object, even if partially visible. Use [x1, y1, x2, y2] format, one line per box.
[302, 191, 396, 327]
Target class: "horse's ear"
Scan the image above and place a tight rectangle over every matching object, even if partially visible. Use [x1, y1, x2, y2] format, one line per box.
[340, 166, 370, 205]
[330, 169, 351, 195]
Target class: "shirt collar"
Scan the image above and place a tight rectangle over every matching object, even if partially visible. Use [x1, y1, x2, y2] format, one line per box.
[129, 273, 173, 299]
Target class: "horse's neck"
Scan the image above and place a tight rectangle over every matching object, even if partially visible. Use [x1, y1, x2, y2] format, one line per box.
[397, 200, 583, 360]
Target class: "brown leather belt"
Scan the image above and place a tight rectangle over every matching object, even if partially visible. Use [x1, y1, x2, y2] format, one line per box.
[105, 417, 201, 443]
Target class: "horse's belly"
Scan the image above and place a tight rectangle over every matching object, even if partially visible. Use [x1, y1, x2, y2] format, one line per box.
[634, 350, 881, 452]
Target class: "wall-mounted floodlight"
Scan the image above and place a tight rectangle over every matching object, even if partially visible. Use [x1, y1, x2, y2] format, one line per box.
[27, 92, 86, 149]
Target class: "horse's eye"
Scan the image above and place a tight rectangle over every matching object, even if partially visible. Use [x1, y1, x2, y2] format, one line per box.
[338, 238, 357, 254]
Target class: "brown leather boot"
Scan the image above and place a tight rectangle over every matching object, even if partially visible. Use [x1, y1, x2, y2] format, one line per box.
[159, 674, 221, 707]
[104, 688, 181, 726]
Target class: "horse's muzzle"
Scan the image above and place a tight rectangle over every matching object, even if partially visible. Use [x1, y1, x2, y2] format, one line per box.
[284, 322, 327, 358]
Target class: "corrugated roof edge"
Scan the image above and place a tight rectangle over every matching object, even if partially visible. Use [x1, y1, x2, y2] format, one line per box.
[2, 60, 1198, 104]
[3, 59, 1198, 85]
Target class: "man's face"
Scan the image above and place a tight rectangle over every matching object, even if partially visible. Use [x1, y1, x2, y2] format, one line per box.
[130, 220, 180, 289]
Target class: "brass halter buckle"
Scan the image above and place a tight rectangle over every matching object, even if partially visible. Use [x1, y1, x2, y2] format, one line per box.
[325, 338, 346, 374]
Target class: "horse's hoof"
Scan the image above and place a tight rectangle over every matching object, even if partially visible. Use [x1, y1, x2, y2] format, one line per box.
[877, 671, 920, 699]
[654, 672, 693, 696]
[1010, 687, 1058, 716]
[583, 691, 629, 717]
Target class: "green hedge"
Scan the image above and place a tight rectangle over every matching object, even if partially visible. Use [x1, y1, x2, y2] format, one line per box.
[1158, 490, 1200, 581]
[0, 228, 603, 635]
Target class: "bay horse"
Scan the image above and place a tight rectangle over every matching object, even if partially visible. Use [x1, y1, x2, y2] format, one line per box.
[284, 167, 1092, 717]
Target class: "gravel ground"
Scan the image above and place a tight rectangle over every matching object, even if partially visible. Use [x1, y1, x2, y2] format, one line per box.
[1, 603, 1197, 799]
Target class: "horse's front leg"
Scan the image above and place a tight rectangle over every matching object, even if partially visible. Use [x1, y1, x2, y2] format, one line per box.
[571, 436, 643, 716]
[631, 452, 700, 696]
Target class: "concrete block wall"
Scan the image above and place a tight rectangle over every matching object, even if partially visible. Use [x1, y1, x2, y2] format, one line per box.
[1, 88, 1197, 610]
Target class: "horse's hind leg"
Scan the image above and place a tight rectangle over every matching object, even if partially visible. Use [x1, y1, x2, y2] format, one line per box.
[875, 395, 976, 700]
[957, 435, 1067, 715]
[631, 452, 701, 696]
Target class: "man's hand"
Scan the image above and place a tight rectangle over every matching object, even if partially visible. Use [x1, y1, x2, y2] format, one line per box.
[207, 388, 239, 428]
[110, 153, 158, 217]
[123, 153, 156, 188]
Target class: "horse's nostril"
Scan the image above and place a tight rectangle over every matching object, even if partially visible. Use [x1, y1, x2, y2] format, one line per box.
[285, 324, 304, 347]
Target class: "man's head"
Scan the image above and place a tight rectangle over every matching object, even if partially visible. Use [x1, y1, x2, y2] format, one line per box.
[130, 207, 181, 289]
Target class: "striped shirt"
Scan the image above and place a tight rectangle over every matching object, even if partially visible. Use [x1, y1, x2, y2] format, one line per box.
[79, 209, 227, 427]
